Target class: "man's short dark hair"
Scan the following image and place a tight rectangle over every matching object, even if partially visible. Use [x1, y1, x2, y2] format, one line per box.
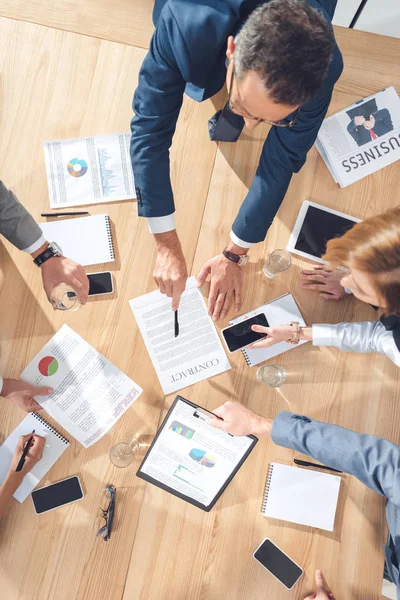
[235, 0, 335, 106]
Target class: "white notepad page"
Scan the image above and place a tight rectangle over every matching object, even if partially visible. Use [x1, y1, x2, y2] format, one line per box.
[261, 463, 341, 531]
[230, 293, 308, 367]
[40, 214, 115, 266]
[0, 413, 69, 502]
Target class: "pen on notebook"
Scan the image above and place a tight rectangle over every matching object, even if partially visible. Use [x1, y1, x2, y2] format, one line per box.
[174, 309, 179, 338]
[40, 211, 89, 217]
[16, 430, 35, 472]
[294, 459, 342, 474]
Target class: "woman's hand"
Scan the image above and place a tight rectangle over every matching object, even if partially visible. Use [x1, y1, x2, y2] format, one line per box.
[300, 265, 347, 301]
[9, 434, 46, 477]
[248, 325, 293, 349]
[303, 570, 335, 600]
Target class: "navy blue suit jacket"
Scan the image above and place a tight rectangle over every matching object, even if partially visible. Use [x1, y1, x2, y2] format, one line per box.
[347, 108, 394, 147]
[130, 0, 343, 244]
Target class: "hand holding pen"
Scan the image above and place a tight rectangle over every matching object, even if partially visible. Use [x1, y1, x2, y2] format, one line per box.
[11, 433, 46, 476]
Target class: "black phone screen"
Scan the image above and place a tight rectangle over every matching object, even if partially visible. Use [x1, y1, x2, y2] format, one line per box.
[295, 205, 356, 258]
[254, 539, 303, 589]
[88, 272, 113, 296]
[222, 313, 268, 352]
[32, 476, 83, 514]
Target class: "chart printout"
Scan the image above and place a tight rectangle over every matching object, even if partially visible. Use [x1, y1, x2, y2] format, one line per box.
[20, 325, 142, 447]
[44, 133, 136, 207]
[140, 399, 254, 507]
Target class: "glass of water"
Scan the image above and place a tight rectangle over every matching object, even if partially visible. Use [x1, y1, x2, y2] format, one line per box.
[50, 283, 81, 311]
[257, 364, 286, 388]
[109, 436, 140, 468]
[262, 249, 292, 278]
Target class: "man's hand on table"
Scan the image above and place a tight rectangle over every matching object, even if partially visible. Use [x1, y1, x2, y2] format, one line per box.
[1, 378, 53, 412]
[303, 570, 335, 600]
[300, 265, 347, 301]
[154, 230, 188, 310]
[208, 401, 272, 437]
[197, 242, 248, 321]
[31, 242, 89, 305]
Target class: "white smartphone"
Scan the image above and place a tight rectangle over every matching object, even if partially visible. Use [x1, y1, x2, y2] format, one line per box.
[31, 475, 84, 515]
[221, 313, 268, 353]
[87, 271, 114, 296]
[253, 538, 303, 590]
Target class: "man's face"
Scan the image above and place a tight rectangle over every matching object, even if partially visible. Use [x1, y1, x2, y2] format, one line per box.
[225, 41, 299, 131]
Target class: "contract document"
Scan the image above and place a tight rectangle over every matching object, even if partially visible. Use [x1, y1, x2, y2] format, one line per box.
[129, 277, 231, 395]
[20, 325, 142, 447]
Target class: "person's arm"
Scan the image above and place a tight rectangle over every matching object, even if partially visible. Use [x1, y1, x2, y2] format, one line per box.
[0, 434, 45, 519]
[209, 402, 400, 506]
[230, 44, 343, 245]
[1, 378, 53, 412]
[130, 7, 188, 310]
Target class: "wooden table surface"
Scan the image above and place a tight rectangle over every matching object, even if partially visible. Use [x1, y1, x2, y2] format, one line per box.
[0, 4, 399, 599]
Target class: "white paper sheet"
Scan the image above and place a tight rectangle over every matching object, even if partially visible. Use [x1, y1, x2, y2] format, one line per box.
[139, 398, 254, 507]
[44, 133, 135, 207]
[20, 325, 142, 447]
[129, 277, 231, 395]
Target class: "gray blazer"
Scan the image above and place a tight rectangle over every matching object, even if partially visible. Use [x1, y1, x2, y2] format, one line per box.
[272, 411, 400, 598]
[0, 181, 43, 251]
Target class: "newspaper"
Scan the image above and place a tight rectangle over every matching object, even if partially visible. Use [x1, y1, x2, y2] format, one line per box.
[44, 133, 136, 207]
[316, 86, 400, 187]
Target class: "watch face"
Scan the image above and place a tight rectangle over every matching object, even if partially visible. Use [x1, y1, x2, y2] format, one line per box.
[239, 255, 249, 266]
[49, 241, 63, 256]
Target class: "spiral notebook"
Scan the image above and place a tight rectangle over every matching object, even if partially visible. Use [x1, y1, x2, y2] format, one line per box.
[261, 463, 341, 531]
[0, 413, 70, 502]
[40, 214, 115, 266]
[230, 293, 308, 367]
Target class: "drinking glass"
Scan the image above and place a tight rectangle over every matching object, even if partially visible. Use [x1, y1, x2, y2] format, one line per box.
[50, 283, 81, 311]
[109, 436, 140, 468]
[256, 364, 286, 388]
[262, 249, 292, 278]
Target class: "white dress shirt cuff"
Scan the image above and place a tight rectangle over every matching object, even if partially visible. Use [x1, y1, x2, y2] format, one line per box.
[147, 214, 176, 234]
[311, 324, 337, 347]
[229, 231, 254, 249]
[23, 234, 47, 254]
[0, 376, 3, 395]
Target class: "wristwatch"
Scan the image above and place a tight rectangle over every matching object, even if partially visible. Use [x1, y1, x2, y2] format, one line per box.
[223, 247, 249, 267]
[33, 242, 63, 267]
[286, 321, 301, 345]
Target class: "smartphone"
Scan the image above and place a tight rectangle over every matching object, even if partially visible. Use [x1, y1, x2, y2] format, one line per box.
[221, 313, 268, 353]
[253, 538, 303, 590]
[87, 272, 114, 296]
[31, 475, 84, 515]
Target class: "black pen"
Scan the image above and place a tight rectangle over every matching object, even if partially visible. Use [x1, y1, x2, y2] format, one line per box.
[174, 309, 179, 337]
[41, 211, 89, 217]
[294, 459, 342, 474]
[16, 430, 35, 472]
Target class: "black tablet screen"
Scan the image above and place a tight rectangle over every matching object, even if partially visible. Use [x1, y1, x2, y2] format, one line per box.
[295, 206, 356, 258]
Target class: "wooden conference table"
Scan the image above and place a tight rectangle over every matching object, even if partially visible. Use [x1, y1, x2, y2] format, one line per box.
[0, 9, 399, 599]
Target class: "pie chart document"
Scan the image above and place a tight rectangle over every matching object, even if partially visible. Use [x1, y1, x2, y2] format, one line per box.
[20, 325, 143, 448]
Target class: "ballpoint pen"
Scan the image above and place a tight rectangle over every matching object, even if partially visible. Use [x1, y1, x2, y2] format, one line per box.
[294, 459, 342, 474]
[174, 309, 179, 337]
[16, 430, 35, 472]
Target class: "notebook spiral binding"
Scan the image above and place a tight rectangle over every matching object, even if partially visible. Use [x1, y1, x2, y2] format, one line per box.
[32, 413, 69, 445]
[105, 216, 115, 260]
[260, 464, 274, 513]
[242, 348, 252, 366]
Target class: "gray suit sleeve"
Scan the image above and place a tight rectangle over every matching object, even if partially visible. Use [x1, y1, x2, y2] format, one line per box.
[272, 411, 400, 506]
[0, 181, 43, 251]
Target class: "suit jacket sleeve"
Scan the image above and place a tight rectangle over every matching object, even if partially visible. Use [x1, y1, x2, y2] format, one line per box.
[130, 6, 186, 218]
[346, 119, 360, 145]
[232, 45, 343, 243]
[0, 181, 43, 251]
[272, 411, 400, 506]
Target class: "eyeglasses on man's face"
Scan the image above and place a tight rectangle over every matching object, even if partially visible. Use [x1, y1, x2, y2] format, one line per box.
[227, 64, 300, 128]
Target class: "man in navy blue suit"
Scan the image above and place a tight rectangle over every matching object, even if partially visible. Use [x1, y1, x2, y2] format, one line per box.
[131, 0, 343, 320]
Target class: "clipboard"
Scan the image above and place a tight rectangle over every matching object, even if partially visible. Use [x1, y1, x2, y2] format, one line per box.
[136, 396, 258, 511]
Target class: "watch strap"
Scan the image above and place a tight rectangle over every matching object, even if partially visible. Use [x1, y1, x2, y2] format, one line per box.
[33, 246, 58, 267]
[223, 247, 241, 264]
[286, 321, 301, 345]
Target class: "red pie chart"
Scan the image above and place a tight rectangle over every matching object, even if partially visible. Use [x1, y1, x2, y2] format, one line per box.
[38, 356, 59, 377]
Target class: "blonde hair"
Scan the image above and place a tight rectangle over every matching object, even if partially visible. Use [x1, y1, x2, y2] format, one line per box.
[323, 206, 400, 314]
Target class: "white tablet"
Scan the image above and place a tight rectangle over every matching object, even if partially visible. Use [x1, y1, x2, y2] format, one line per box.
[287, 200, 361, 264]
